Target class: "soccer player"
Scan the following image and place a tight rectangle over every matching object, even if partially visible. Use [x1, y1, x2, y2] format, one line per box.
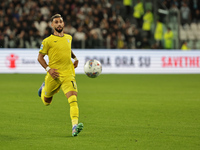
[37, 14, 83, 137]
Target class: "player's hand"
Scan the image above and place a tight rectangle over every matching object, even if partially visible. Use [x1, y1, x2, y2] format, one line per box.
[74, 60, 79, 68]
[48, 69, 59, 79]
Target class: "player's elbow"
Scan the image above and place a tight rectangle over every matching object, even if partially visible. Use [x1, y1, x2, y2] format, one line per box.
[37, 56, 43, 64]
[37, 56, 41, 63]
[37, 53, 44, 63]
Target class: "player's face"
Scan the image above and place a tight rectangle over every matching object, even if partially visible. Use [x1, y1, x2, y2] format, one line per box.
[52, 17, 64, 33]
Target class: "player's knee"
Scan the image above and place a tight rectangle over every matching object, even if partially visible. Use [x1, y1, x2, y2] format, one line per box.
[43, 97, 52, 106]
[44, 97, 52, 103]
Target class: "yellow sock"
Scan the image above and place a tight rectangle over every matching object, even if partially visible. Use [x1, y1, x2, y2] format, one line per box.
[68, 95, 79, 126]
[41, 88, 51, 106]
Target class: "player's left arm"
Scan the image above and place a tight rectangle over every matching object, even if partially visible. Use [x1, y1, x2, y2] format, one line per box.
[71, 50, 79, 68]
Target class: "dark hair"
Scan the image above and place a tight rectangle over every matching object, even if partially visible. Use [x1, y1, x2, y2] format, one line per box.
[51, 14, 62, 22]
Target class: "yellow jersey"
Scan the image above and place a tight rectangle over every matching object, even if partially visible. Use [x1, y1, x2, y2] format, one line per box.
[142, 11, 153, 31]
[154, 22, 163, 40]
[181, 44, 189, 50]
[164, 30, 173, 49]
[39, 34, 75, 77]
[133, 2, 144, 18]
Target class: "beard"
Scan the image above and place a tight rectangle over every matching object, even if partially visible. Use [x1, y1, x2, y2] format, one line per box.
[55, 26, 63, 33]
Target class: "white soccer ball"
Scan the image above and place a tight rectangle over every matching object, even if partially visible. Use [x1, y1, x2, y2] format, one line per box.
[84, 59, 102, 78]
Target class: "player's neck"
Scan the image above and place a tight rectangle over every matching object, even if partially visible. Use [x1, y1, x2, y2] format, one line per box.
[53, 31, 64, 37]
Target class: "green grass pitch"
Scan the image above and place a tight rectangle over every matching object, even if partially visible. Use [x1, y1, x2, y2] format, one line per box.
[0, 74, 199, 150]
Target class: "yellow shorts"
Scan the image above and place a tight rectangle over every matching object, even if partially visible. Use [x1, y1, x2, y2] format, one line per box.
[43, 73, 78, 98]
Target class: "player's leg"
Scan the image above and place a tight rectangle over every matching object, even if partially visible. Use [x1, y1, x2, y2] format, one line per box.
[38, 82, 52, 105]
[62, 79, 83, 136]
[38, 74, 61, 106]
[41, 86, 53, 106]
[66, 91, 83, 136]
[66, 91, 79, 126]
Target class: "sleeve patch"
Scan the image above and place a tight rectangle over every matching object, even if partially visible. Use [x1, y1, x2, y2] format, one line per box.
[40, 44, 43, 50]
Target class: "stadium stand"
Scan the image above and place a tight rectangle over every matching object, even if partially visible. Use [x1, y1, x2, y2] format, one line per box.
[0, 0, 200, 50]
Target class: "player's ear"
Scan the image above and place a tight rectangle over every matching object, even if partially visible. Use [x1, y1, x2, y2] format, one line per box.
[51, 22, 53, 28]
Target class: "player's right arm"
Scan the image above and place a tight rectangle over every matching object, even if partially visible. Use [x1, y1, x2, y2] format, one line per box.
[71, 50, 79, 68]
[37, 53, 59, 79]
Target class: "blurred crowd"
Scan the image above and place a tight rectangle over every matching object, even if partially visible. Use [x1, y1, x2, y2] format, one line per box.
[0, 0, 200, 49]
[159, 0, 200, 50]
[162, 0, 200, 24]
[0, 0, 134, 49]
[132, 0, 200, 50]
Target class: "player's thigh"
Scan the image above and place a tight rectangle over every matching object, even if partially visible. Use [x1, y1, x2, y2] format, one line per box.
[61, 78, 78, 96]
[44, 74, 61, 97]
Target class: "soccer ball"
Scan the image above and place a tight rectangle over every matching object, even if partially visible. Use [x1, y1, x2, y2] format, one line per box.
[84, 59, 102, 78]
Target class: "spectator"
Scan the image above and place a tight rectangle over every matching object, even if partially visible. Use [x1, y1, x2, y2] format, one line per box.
[6, 8, 13, 20]
[40, 5, 50, 20]
[25, 29, 39, 48]
[117, 31, 125, 49]
[180, 2, 191, 25]
[169, 3, 179, 21]
[100, 0, 111, 9]
[0, 21, 3, 33]
[106, 32, 117, 49]
[100, 18, 108, 29]
[161, 0, 171, 9]
[90, 27, 103, 42]
[123, 0, 132, 16]
[22, 21, 29, 33]
[0, 10, 4, 22]
[16, 30, 25, 48]
[77, 10, 85, 21]
[64, 23, 77, 36]
[189, 0, 200, 19]
[124, 28, 133, 49]
[116, 16, 125, 29]
[163, 27, 174, 49]
[192, 9, 200, 23]
[115, 4, 123, 17]
[109, 0, 117, 12]
[12, 9, 20, 21]
[133, 0, 144, 28]
[191, 0, 199, 8]
[80, 3, 92, 15]
[172, 0, 180, 8]
[154, 20, 164, 48]
[4, 16, 10, 27]
[141, 37, 151, 49]
[91, 32, 102, 49]
[100, 19, 110, 47]
[102, 8, 109, 20]
[34, 15, 48, 37]
[181, 41, 189, 50]
[133, 29, 142, 49]
[73, 26, 86, 48]
[0, 31, 4, 48]
[142, 10, 153, 39]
